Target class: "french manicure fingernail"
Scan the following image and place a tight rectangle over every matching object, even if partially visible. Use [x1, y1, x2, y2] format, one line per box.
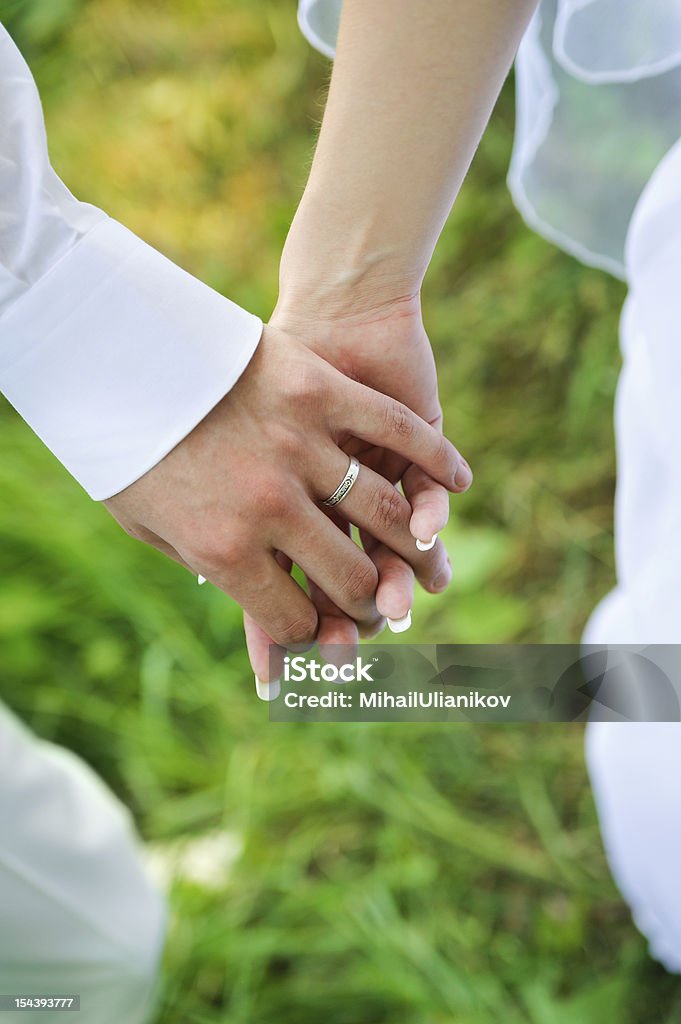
[416, 534, 438, 552]
[455, 459, 473, 489]
[387, 610, 412, 634]
[255, 676, 281, 702]
[197, 574, 207, 586]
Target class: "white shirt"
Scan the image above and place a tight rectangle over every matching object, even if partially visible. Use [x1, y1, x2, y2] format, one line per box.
[6, 3, 679, 501]
[0, 25, 263, 500]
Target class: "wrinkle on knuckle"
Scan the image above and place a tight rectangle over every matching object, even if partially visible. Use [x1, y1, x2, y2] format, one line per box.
[386, 401, 414, 441]
[373, 485, 404, 533]
[343, 560, 379, 605]
[277, 613, 318, 647]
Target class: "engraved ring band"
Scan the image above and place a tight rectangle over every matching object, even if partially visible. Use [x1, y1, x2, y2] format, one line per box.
[322, 456, 360, 508]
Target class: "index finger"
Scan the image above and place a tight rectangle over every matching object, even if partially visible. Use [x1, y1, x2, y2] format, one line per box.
[334, 381, 472, 493]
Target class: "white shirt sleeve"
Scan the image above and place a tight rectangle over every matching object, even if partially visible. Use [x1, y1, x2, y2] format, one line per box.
[0, 25, 263, 501]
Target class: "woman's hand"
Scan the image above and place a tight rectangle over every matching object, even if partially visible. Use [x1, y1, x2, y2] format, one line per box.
[273, 291, 470, 542]
[105, 325, 466, 654]
[241, 0, 535, 690]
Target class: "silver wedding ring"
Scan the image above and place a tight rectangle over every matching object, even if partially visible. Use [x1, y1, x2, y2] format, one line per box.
[323, 456, 360, 507]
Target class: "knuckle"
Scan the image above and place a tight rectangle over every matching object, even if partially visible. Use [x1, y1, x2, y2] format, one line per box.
[275, 425, 307, 463]
[276, 612, 318, 647]
[372, 485, 404, 533]
[254, 481, 297, 523]
[219, 539, 247, 572]
[191, 532, 245, 574]
[386, 401, 415, 441]
[343, 560, 379, 604]
[284, 364, 328, 409]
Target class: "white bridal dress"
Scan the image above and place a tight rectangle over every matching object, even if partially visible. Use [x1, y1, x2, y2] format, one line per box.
[297, 0, 681, 973]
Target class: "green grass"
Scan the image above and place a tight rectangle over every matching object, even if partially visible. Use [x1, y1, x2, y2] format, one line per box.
[1, 1, 678, 1021]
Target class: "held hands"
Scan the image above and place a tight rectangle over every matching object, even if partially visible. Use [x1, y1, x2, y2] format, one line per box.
[243, 296, 472, 688]
[105, 325, 470, 665]
[272, 292, 466, 547]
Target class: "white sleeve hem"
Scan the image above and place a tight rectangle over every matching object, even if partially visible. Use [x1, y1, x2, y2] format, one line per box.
[297, 0, 340, 58]
[0, 217, 263, 500]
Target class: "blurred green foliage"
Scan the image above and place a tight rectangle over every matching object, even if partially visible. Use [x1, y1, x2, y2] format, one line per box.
[1, 1, 677, 1022]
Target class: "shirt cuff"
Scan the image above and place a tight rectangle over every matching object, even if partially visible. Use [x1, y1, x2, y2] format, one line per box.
[0, 217, 263, 500]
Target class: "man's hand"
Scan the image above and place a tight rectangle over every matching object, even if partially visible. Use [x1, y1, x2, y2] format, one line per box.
[242, 296, 473, 688]
[105, 325, 466, 654]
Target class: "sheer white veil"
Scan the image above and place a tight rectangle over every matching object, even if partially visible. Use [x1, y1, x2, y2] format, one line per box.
[298, 0, 681, 280]
[510, 0, 681, 278]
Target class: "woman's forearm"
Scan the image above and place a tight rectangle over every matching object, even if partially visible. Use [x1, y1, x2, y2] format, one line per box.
[277, 0, 537, 318]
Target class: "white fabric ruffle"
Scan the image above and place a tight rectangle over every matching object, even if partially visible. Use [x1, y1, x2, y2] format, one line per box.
[298, 0, 681, 280]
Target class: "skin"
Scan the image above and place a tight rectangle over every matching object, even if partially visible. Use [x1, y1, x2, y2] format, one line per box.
[245, 0, 538, 680]
[244, 299, 455, 681]
[107, 0, 538, 686]
[105, 326, 469, 647]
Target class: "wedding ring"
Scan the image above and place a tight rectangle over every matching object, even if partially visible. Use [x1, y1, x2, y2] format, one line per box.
[323, 456, 360, 507]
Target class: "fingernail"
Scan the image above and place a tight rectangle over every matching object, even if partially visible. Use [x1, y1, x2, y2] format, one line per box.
[197, 574, 207, 585]
[387, 610, 412, 634]
[255, 676, 281, 701]
[455, 459, 473, 489]
[416, 534, 438, 552]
